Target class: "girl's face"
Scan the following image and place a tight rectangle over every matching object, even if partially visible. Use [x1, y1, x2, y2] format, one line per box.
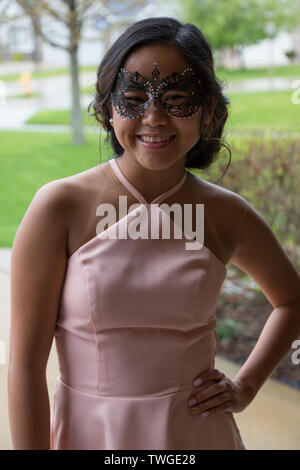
[110, 43, 203, 171]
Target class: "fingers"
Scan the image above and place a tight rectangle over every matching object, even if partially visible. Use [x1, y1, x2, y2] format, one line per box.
[188, 387, 233, 417]
[194, 381, 225, 404]
[190, 400, 233, 418]
[187, 369, 230, 417]
[192, 368, 225, 387]
[188, 382, 228, 410]
[190, 369, 226, 400]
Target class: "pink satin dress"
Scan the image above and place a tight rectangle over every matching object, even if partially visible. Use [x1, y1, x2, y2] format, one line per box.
[50, 156, 246, 450]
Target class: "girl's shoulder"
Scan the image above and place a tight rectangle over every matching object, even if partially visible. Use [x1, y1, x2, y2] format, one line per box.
[183, 171, 250, 264]
[187, 171, 249, 235]
[35, 162, 111, 257]
[38, 161, 110, 211]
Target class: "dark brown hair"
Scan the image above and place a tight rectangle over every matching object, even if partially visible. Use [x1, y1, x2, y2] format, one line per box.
[88, 17, 231, 174]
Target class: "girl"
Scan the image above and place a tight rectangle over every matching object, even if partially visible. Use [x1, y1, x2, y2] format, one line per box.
[8, 17, 300, 450]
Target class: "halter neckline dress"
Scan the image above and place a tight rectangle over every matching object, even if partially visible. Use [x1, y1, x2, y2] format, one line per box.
[50, 156, 246, 450]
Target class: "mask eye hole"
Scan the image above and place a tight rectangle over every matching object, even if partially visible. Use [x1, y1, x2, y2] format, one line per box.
[162, 91, 189, 106]
[123, 90, 148, 106]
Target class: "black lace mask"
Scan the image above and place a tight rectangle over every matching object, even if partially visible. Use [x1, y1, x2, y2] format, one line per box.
[110, 63, 203, 119]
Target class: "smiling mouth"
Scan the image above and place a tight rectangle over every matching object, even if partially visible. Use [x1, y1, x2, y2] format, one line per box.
[138, 135, 176, 143]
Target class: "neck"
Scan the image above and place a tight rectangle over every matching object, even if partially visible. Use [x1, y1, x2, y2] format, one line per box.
[116, 153, 187, 202]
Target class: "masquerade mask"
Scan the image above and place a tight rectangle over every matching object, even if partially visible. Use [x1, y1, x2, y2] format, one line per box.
[110, 63, 203, 119]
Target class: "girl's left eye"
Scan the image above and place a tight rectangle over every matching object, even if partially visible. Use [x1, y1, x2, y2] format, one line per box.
[163, 94, 188, 104]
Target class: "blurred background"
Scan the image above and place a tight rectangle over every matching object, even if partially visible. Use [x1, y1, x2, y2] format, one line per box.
[0, 0, 299, 450]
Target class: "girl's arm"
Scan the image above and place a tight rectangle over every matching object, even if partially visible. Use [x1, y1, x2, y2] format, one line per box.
[8, 180, 71, 449]
[230, 198, 300, 398]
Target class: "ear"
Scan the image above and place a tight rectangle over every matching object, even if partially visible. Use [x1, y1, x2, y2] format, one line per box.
[203, 96, 217, 124]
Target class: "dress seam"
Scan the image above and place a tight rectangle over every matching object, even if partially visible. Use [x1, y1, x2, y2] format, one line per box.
[170, 328, 188, 449]
[57, 376, 193, 399]
[78, 250, 101, 392]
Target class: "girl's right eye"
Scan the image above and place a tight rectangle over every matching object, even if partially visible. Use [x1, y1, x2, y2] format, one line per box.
[124, 91, 147, 105]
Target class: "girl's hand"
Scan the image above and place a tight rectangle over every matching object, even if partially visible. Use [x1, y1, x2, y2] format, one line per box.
[187, 368, 255, 417]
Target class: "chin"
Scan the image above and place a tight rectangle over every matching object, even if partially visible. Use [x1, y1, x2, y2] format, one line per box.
[137, 156, 178, 171]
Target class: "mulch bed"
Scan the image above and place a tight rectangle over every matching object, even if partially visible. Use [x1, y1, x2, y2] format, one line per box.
[215, 267, 300, 390]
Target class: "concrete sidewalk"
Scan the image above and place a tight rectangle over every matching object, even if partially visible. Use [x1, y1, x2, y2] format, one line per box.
[1, 248, 299, 450]
[0, 71, 94, 130]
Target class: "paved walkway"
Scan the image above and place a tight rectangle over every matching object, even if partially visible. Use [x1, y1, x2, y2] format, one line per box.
[0, 72, 94, 130]
[0, 248, 299, 450]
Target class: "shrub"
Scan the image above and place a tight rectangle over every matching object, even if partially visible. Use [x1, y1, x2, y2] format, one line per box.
[216, 318, 243, 340]
[204, 136, 300, 268]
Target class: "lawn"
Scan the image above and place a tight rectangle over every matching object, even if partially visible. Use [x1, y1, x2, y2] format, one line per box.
[0, 131, 111, 246]
[216, 64, 300, 82]
[225, 89, 300, 132]
[26, 108, 96, 127]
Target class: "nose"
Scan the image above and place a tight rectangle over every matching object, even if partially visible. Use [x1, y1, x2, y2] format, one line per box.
[141, 99, 169, 126]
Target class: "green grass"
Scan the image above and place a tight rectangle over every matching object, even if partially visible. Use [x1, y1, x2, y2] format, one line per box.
[0, 131, 111, 246]
[225, 89, 299, 132]
[81, 85, 96, 95]
[26, 89, 300, 132]
[26, 108, 96, 126]
[7, 92, 42, 100]
[216, 64, 300, 82]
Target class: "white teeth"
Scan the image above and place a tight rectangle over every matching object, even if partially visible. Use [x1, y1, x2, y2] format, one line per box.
[140, 135, 173, 143]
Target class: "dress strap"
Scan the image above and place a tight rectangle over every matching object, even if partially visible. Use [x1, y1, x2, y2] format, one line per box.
[109, 158, 148, 204]
[109, 157, 187, 204]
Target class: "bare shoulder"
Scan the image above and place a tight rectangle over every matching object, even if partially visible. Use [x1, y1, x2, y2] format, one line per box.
[33, 161, 109, 221]
[189, 171, 247, 213]
[38, 162, 106, 200]
[12, 162, 109, 265]
[12, 176, 73, 266]
[188, 171, 249, 247]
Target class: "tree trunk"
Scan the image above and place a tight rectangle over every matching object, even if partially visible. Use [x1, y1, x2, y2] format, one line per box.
[70, 46, 85, 145]
[292, 24, 300, 64]
[32, 13, 43, 70]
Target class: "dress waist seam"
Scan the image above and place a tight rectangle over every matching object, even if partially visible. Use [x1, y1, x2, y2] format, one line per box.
[56, 377, 192, 400]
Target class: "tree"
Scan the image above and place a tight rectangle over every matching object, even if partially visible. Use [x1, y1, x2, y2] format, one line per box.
[15, 0, 148, 145]
[179, 0, 300, 67]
